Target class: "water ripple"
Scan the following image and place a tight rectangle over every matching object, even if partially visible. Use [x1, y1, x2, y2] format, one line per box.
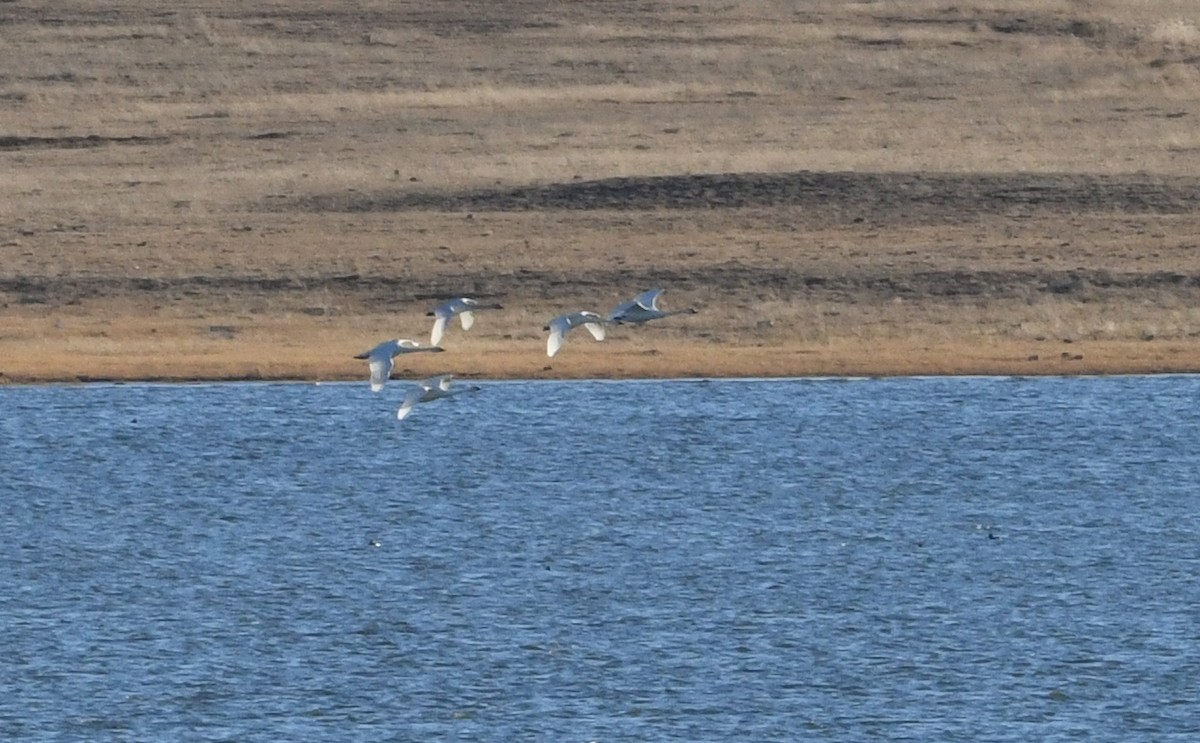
[3, 377, 1200, 740]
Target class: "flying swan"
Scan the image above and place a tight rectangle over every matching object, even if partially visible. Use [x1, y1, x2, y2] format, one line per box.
[354, 339, 445, 392]
[544, 311, 606, 358]
[427, 297, 504, 347]
[607, 288, 697, 325]
[396, 375, 481, 420]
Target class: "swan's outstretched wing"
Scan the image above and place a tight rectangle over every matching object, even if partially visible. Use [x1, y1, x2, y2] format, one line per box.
[396, 385, 424, 420]
[430, 315, 449, 347]
[369, 357, 393, 392]
[547, 325, 566, 357]
[584, 322, 606, 341]
[459, 310, 475, 331]
[546, 316, 570, 358]
[634, 288, 664, 311]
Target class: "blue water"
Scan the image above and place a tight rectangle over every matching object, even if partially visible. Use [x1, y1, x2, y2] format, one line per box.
[2, 377, 1199, 741]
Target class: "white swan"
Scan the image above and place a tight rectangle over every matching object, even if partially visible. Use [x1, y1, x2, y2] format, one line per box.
[354, 339, 445, 392]
[427, 297, 504, 346]
[607, 288, 697, 325]
[396, 375, 481, 420]
[544, 311, 606, 358]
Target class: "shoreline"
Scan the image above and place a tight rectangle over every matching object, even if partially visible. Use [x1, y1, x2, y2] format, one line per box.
[5, 339, 1199, 385]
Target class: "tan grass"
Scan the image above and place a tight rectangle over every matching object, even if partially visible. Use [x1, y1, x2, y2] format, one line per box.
[6, 325, 1199, 384]
[6, 1, 1200, 381]
[1146, 18, 1200, 48]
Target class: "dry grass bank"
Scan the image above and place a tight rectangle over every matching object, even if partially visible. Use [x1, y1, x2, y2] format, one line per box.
[4, 1, 1200, 382]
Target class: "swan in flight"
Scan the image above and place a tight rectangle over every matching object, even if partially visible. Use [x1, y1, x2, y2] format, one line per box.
[427, 297, 504, 346]
[354, 339, 445, 392]
[607, 288, 697, 325]
[544, 311, 606, 357]
[396, 375, 481, 420]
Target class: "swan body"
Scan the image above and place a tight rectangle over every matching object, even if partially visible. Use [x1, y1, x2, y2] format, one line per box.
[427, 297, 504, 346]
[396, 375, 481, 420]
[354, 339, 445, 392]
[544, 311, 606, 357]
[607, 288, 697, 325]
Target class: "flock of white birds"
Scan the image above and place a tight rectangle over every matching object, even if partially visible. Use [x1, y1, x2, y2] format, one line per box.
[354, 288, 698, 421]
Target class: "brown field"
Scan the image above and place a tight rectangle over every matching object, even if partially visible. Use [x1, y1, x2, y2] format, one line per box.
[4, 0, 1200, 383]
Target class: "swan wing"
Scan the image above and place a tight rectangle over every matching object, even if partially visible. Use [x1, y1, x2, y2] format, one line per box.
[430, 315, 449, 347]
[459, 310, 475, 331]
[396, 385, 424, 420]
[584, 322, 606, 341]
[369, 357, 393, 392]
[547, 322, 567, 357]
[635, 288, 664, 310]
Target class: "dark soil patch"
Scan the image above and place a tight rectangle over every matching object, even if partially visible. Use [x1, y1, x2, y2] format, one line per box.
[289, 171, 1200, 226]
[0, 134, 170, 150]
[7, 267, 1200, 310]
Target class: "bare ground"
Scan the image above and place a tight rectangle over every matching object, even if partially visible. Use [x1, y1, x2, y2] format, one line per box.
[5, 1, 1200, 382]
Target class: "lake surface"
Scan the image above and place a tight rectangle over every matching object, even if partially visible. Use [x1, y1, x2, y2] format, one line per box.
[2, 377, 1199, 741]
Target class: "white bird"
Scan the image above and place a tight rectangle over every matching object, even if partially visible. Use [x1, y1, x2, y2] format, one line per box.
[354, 339, 445, 392]
[607, 288, 697, 325]
[396, 375, 481, 420]
[427, 297, 504, 347]
[544, 311, 606, 358]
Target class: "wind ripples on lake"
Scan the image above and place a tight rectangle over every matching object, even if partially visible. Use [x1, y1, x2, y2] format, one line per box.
[2, 377, 1199, 740]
